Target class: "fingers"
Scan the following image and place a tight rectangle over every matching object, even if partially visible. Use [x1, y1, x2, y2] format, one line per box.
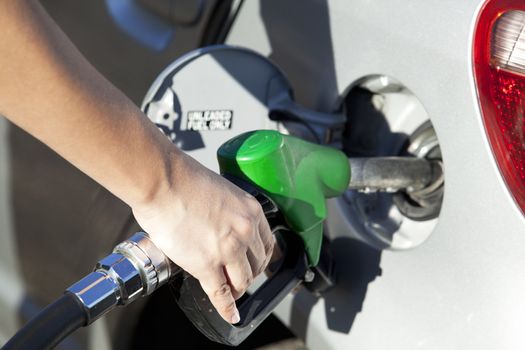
[258, 216, 274, 257]
[199, 267, 240, 324]
[244, 194, 273, 258]
[225, 254, 254, 300]
[246, 227, 266, 276]
[258, 217, 275, 269]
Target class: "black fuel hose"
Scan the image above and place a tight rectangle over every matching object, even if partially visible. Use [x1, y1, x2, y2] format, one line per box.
[2, 232, 177, 350]
[2, 292, 86, 350]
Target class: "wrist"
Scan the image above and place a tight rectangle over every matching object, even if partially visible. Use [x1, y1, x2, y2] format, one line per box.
[128, 146, 182, 213]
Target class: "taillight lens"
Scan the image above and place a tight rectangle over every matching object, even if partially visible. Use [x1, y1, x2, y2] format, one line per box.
[474, 1, 525, 213]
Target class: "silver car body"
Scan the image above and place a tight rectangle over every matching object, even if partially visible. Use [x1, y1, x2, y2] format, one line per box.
[224, 1, 525, 349]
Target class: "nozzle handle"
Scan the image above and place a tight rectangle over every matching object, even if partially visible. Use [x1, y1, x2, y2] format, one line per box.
[172, 177, 309, 346]
[173, 231, 307, 346]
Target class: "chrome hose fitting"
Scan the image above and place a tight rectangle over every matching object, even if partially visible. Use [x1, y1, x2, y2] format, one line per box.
[67, 232, 179, 324]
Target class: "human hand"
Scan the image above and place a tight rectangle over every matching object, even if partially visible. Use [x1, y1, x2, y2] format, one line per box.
[131, 151, 274, 324]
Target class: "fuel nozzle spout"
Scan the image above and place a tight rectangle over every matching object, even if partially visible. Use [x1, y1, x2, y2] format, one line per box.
[217, 130, 444, 263]
[347, 156, 443, 194]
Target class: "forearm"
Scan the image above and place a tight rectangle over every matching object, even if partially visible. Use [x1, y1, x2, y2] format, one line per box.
[0, 0, 177, 208]
[0, 2, 276, 325]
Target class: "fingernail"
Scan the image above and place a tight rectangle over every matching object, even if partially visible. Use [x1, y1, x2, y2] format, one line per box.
[231, 308, 240, 324]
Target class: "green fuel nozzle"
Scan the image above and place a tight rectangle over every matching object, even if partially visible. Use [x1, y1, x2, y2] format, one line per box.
[217, 130, 351, 266]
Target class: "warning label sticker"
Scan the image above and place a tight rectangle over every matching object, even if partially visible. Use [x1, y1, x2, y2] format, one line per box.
[183, 110, 233, 131]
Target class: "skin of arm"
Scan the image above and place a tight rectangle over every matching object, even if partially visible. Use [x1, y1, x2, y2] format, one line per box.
[0, 0, 274, 324]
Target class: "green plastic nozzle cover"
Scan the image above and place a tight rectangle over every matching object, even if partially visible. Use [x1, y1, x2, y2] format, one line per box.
[217, 130, 350, 266]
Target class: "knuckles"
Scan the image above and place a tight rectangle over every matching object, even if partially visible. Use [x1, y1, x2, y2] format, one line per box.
[225, 235, 243, 254]
[214, 283, 232, 298]
[245, 196, 263, 214]
[233, 216, 255, 238]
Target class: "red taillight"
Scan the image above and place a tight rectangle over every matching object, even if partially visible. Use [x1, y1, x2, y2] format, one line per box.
[474, 1, 525, 212]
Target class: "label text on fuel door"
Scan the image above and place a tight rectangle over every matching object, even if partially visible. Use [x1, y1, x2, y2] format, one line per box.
[183, 110, 233, 131]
